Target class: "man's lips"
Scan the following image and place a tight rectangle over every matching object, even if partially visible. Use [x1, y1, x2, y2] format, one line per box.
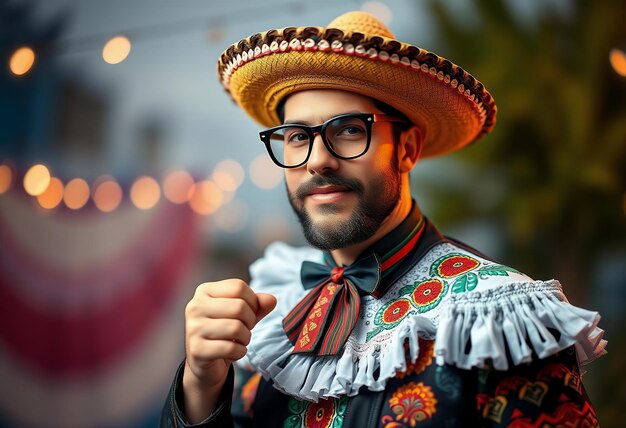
[305, 185, 353, 203]
[306, 185, 351, 196]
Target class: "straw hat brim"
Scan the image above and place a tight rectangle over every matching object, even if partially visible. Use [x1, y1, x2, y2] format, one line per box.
[218, 26, 496, 158]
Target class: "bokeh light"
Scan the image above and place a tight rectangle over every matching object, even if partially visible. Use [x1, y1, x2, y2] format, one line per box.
[212, 170, 238, 193]
[361, 1, 393, 25]
[213, 199, 250, 232]
[130, 176, 161, 209]
[93, 177, 123, 212]
[37, 177, 64, 209]
[63, 178, 90, 209]
[9, 46, 35, 76]
[23, 164, 51, 196]
[249, 155, 283, 189]
[102, 36, 132, 64]
[163, 170, 194, 204]
[188, 180, 223, 215]
[213, 159, 245, 192]
[609, 48, 626, 77]
[0, 164, 13, 194]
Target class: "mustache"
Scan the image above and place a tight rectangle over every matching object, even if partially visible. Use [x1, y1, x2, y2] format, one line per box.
[295, 174, 363, 200]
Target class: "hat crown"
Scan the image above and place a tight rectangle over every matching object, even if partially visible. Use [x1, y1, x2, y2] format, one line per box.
[326, 11, 395, 39]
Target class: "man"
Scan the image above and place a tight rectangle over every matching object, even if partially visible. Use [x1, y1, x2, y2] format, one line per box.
[161, 11, 606, 427]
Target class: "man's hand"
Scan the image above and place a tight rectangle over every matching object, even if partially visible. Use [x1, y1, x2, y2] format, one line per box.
[181, 279, 277, 423]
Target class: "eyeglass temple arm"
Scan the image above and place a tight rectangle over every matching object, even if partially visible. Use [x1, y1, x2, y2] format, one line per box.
[372, 114, 409, 124]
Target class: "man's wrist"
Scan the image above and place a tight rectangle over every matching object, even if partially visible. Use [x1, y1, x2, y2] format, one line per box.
[181, 362, 228, 424]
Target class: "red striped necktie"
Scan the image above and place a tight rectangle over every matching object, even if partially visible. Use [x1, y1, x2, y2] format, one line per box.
[283, 215, 426, 356]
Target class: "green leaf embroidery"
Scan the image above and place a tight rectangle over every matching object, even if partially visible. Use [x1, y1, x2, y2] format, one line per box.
[452, 275, 468, 293]
[466, 272, 478, 291]
[282, 415, 302, 428]
[287, 397, 307, 414]
[366, 326, 384, 342]
[477, 265, 519, 279]
[398, 283, 416, 296]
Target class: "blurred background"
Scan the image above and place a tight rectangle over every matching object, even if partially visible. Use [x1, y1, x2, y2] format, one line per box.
[0, 0, 624, 426]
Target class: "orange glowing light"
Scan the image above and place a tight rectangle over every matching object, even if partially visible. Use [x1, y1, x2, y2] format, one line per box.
[9, 46, 35, 76]
[63, 178, 90, 209]
[212, 170, 238, 193]
[188, 180, 223, 215]
[609, 48, 626, 77]
[163, 170, 194, 204]
[0, 164, 13, 194]
[249, 155, 283, 189]
[130, 176, 161, 209]
[37, 177, 64, 209]
[213, 159, 244, 188]
[93, 178, 123, 212]
[23, 164, 51, 196]
[102, 36, 132, 64]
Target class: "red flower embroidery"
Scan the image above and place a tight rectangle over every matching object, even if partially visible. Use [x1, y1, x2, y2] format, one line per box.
[388, 382, 437, 426]
[305, 398, 335, 428]
[411, 280, 444, 307]
[438, 255, 479, 278]
[382, 299, 412, 324]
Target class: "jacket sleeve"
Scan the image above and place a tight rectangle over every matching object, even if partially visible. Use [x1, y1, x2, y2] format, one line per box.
[159, 360, 238, 428]
[475, 346, 599, 427]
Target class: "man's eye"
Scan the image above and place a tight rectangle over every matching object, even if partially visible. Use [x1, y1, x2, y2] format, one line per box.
[287, 132, 309, 143]
[337, 126, 365, 137]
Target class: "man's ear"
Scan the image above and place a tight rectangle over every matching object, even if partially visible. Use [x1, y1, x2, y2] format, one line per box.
[397, 126, 423, 173]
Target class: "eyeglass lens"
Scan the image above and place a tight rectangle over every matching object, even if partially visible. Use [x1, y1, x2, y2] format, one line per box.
[267, 116, 369, 167]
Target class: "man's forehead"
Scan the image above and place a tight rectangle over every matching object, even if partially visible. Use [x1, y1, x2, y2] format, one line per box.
[282, 90, 380, 123]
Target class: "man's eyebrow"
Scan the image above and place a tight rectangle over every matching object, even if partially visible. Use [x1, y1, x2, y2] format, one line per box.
[283, 110, 365, 125]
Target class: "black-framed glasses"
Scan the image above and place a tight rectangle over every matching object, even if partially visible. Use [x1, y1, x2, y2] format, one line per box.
[259, 113, 408, 168]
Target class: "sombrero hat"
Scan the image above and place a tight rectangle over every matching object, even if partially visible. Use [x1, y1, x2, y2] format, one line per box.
[217, 11, 497, 158]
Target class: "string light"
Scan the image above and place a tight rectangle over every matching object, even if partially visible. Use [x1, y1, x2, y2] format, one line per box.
[609, 48, 626, 77]
[0, 164, 13, 194]
[37, 177, 64, 209]
[102, 36, 132, 64]
[130, 175, 161, 209]
[9, 46, 36, 76]
[93, 177, 123, 212]
[163, 170, 194, 204]
[188, 180, 223, 215]
[3, 162, 256, 215]
[23, 164, 51, 196]
[63, 178, 90, 209]
[213, 159, 244, 191]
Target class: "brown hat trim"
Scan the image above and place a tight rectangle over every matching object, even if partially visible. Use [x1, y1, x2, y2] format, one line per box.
[218, 26, 496, 139]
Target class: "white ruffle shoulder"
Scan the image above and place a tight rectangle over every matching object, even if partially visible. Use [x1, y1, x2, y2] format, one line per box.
[238, 241, 606, 402]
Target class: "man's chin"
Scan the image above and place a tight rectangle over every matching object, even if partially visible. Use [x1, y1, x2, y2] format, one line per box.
[303, 198, 361, 223]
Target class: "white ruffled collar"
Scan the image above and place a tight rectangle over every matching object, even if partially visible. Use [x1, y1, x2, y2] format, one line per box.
[241, 241, 606, 402]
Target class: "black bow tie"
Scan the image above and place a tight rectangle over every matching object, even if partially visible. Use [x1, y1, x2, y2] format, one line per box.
[282, 254, 382, 355]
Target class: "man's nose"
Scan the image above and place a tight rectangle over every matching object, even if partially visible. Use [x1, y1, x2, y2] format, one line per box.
[306, 133, 339, 174]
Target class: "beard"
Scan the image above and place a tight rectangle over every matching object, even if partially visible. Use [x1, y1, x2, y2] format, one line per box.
[287, 166, 401, 251]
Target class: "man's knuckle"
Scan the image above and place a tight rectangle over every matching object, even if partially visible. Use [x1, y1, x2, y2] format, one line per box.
[231, 299, 247, 317]
[228, 279, 248, 294]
